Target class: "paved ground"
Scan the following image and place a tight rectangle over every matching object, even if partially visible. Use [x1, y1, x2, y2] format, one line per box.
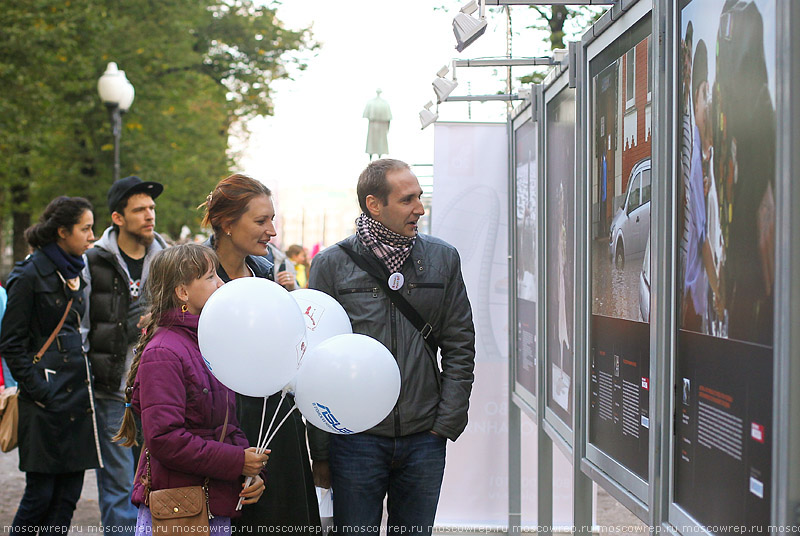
[1, 446, 647, 534]
[592, 238, 645, 322]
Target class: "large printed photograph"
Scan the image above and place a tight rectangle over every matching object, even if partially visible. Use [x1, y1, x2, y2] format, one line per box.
[674, 0, 776, 530]
[515, 119, 538, 397]
[591, 33, 653, 324]
[677, 0, 776, 345]
[587, 13, 652, 483]
[545, 88, 575, 426]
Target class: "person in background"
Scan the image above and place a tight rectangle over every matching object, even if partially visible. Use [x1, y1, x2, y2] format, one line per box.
[200, 174, 320, 534]
[266, 241, 297, 291]
[83, 175, 168, 535]
[683, 40, 724, 332]
[285, 245, 309, 289]
[114, 244, 268, 532]
[0, 196, 102, 533]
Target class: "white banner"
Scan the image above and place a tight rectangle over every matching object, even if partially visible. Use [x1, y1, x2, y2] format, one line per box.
[432, 122, 576, 529]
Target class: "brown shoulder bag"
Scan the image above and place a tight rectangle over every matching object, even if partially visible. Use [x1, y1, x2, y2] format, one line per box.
[145, 397, 230, 533]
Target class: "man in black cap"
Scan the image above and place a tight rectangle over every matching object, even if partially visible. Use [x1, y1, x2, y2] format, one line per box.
[81, 176, 168, 535]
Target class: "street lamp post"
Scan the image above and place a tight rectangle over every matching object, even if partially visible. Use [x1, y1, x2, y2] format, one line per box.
[97, 62, 135, 182]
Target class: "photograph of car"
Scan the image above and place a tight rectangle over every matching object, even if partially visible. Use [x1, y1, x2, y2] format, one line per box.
[639, 236, 650, 322]
[609, 158, 651, 269]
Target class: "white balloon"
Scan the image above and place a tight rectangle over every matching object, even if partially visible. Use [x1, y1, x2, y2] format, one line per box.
[294, 334, 401, 434]
[199, 277, 307, 397]
[291, 289, 352, 352]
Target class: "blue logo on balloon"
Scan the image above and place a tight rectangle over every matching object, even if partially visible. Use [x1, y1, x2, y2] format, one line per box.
[202, 356, 213, 371]
[312, 403, 355, 434]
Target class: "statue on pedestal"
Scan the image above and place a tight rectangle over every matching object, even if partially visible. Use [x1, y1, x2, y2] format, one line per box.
[363, 89, 392, 159]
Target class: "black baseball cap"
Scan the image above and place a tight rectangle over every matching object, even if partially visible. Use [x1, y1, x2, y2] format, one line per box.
[107, 176, 164, 213]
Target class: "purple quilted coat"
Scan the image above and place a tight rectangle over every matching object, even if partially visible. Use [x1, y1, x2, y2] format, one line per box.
[130, 309, 257, 518]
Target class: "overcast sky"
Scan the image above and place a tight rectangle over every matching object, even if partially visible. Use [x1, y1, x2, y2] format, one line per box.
[237, 1, 559, 191]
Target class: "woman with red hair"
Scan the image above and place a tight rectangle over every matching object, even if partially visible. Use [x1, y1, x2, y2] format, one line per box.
[199, 174, 320, 534]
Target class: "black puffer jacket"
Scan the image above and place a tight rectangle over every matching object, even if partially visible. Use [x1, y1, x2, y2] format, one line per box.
[84, 227, 166, 395]
[0, 250, 102, 473]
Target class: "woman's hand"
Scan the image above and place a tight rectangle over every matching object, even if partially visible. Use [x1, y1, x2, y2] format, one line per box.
[275, 270, 296, 291]
[239, 475, 265, 505]
[242, 447, 270, 477]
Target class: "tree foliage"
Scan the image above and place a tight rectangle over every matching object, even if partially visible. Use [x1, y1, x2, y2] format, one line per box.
[0, 0, 314, 267]
[518, 6, 605, 85]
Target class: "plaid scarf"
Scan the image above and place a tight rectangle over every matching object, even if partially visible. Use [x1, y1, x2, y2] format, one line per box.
[356, 213, 416, 273]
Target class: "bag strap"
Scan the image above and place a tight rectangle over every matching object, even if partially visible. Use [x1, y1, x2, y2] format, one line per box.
[338, 243, 440, 355]
[219, 393, 230, 442]
[33, 298, 73, 364]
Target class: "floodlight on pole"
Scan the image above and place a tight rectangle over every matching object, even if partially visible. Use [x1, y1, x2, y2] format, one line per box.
[428, 56, 553, 107]
[419, 102, 439, 130]
[453, 0, 488, 52]
[432, 65, 459, 103]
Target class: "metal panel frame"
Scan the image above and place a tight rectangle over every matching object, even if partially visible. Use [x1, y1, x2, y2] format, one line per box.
[508, 1, 798, 534]
[509, 90, 542, 536]
[774, 0, 800, 529]
[650, 0, 672, 532]
[665, 1, 789, 534]
[542, 68, 575, 453]
[508, 100, 526, 536]
[578, 0, 652, 517]
[510, 99, 538, 415]
[572, 37, 594, 536]
[533, 81, 555, 536]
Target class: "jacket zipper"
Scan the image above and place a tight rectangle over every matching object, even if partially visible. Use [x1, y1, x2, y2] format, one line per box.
[391, 303, 401, 437]
[75, 308, 104, 469]
[407, 282, 444, 289]
[339, 287, 380, 296]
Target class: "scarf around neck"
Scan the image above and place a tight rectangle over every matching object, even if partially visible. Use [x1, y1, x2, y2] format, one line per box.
[356, 213, 416, 274]
[41, 242, 85, 280]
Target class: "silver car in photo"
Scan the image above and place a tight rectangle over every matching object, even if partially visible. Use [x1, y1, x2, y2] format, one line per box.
[609, 158, 651, 269]
[639, 237, 650, 322]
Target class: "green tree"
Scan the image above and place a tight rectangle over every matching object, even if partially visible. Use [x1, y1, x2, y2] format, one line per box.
[519, 6, 604, 85]
[0, 0, 314, 268]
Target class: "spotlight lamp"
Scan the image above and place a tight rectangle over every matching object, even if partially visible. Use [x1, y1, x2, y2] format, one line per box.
[453, 0, 487, 52]
[419, 101, 439, 130]
[432, 65, 459, 103]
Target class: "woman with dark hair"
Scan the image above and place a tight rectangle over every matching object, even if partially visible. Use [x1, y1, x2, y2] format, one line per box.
[0, 196, 101, 533]
[199, 174, 320, 534]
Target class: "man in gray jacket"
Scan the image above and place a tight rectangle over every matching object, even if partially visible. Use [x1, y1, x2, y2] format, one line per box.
[309, 159, 475, 536]
[83, 176, 167, 535]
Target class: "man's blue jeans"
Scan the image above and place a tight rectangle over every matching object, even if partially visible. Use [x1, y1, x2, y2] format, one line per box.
[95, 397, 138, 536]
[329, 431, 447, 536]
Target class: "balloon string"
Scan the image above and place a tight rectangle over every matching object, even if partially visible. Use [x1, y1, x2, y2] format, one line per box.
[263, 404, 297, 449]
[258, 391, 287, 453]
[255, 396, 268, 454]
[237, 392, 287, 511]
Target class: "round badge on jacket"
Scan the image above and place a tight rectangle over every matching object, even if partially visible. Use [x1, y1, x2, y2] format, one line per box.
[388, 272, 404, 291]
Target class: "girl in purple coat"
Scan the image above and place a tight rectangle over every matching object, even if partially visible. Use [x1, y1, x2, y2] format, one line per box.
[114, 243, 269, 533]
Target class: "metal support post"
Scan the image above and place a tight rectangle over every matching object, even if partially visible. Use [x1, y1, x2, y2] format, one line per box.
[108, 104, 122, 182]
